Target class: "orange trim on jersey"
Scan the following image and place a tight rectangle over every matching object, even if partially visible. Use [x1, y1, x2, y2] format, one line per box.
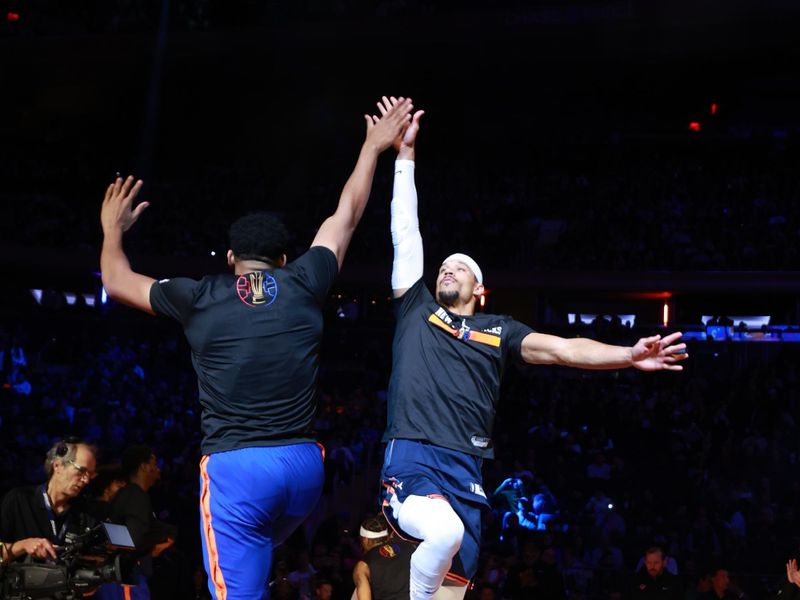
[428, 314, 459, 337]
[427, 314, 501, 347]
[444, 571, 472, 586]
[123, 585, 132, 600]
[200, 455, 227, 600]
[462, 329, 501, 347]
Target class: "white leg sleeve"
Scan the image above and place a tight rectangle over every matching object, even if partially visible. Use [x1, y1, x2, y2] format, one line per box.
[391, 159, 424, 290]
[396, 494, 465, 600]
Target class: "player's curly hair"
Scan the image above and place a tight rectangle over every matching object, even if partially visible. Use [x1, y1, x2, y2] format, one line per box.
[229, 212, 290, 265]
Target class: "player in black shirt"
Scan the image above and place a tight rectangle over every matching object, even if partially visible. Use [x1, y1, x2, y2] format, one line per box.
[99, 97, 415, 600]
[374, 96, 689, 600]
[353, 514, 413, 600]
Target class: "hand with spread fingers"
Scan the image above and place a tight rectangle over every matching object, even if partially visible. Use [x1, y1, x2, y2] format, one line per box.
[631, 331, 688, 371]
[363, 96, 414, 154]
[100, 175, 148, 236]
[371, 95, 425, 156]
[787, 559, 800, 588]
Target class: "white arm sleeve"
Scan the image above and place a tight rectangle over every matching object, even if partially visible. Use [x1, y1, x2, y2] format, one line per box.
[391, 159, 424, 290]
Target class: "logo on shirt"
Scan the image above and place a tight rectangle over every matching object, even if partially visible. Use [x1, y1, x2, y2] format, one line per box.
[236, 271, 278, 307]
[435, 307, 453, 325]
[469, 482, 487, 498]
[428, 309, 502, 348]
[482, 326, 503, 335]
[379, 544, 398, 559]
[470, 435, 490, 448]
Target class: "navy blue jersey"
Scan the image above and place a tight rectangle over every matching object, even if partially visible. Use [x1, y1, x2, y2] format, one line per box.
[384, 279, 533, 458]
[150, 246, 338, 454]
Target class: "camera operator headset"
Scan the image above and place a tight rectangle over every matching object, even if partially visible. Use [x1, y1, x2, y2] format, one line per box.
[0, 437, 98, 561]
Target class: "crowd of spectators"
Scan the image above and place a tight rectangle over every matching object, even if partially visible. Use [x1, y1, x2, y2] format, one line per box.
[3, 135, 799, 275]
[2, 301, 800, 598]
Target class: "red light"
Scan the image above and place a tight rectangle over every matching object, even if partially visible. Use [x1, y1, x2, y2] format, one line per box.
[688, 121, 701, 132]
[710, 103, 718, 115]
[7, 12, 20, 21]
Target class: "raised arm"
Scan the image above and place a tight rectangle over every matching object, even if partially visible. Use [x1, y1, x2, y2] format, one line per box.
[311, 97, 414, 269]
[521, 331, 688, 371]
[100, 176, 156, 314]
[374, 97, 425, 298]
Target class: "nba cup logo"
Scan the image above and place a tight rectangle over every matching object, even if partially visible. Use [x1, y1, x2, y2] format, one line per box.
[250, 272, 266, 304]
[236, 271, 278, 307]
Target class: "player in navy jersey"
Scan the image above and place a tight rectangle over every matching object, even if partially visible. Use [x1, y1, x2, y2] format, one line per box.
[99, 97, 414, 599]
[372, 96, 689, 600]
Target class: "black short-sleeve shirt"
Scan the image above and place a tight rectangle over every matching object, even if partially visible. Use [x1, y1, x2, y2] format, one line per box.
[384, 279, 534, 458]
[149, 246, 338, 455]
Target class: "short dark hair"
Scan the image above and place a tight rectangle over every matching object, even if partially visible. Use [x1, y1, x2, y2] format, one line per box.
[84, 464, 126, 498]
[121, 445, 154, 480]
[229, 212, 289, 263]
[645, 546, 664, 558]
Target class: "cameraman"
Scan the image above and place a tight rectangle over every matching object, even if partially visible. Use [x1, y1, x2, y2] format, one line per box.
[0, 437, 99, 556]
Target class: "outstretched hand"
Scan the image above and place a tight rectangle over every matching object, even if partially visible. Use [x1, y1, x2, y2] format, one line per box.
[372, 95, 425, 152]
[364, 96, 414, 153]
[101, 175, 147, 236]
[787, 559, 800, 588]
[630, 331, 688, 371]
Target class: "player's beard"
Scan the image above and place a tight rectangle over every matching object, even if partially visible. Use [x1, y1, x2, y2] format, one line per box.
[437, 289, 459, 306]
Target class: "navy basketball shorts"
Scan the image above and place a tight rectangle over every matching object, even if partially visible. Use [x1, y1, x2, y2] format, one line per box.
[199, 443, 324, 599]
[380, 438, 489, 583]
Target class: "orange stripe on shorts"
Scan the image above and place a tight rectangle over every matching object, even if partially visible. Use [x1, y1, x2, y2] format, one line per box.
[200, 455, 227, 600]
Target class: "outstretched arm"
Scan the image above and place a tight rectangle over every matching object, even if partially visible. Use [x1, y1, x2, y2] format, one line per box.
[100, 176, 156, 314]
[372, 96, 425, 298]
[311, 97, 414, 269]
[521, 331, 688, 371]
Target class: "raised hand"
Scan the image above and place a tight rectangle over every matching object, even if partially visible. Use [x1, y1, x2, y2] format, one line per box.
[787, 559, 800, 587]
[373, 95, 425, 152]
[363, 97, 413, 153]
[101, 175, 147, 236]
[631, 331, 688, 371]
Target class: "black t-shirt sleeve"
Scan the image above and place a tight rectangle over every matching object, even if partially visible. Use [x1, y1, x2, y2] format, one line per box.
[393, 278, 433, 321]
[111, 488, 172, 553]
[0, 490, 18, 540]
[149, 277, 199, 323]
[505, 318, 535, 362]
[289, 246, 339, 304]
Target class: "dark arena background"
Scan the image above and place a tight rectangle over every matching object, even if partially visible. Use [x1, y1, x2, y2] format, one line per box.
[2, 1, 800, 599]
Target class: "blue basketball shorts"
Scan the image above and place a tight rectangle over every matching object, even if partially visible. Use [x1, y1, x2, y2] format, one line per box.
[380, 438, 489, 583]
[199, 443, 324, 599]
